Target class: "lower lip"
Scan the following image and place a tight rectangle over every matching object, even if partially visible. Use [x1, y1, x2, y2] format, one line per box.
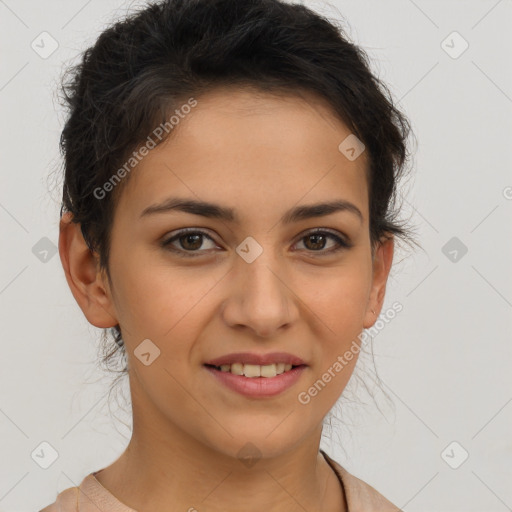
[204, 365, 307, 398]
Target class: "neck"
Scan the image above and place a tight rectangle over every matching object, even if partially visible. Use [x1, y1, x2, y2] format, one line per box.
[95, 379, 346, 512]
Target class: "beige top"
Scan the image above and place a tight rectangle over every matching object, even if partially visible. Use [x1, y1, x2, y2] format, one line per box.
[39, 450, 402, 512]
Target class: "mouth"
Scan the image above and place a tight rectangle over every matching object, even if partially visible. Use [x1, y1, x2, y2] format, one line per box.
[203, 362, 305, 378]
[203, 359, 308, 398]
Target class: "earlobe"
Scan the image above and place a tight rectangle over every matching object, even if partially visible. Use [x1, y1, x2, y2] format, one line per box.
[58, 212, 118, 329]
[363, 235, 394, 329]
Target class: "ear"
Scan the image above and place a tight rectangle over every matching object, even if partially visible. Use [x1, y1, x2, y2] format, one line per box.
[58, 211, 118, 328]
[363, 235, 394, 329]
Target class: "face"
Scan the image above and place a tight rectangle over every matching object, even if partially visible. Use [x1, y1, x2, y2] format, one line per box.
[64, 87, 393, 461]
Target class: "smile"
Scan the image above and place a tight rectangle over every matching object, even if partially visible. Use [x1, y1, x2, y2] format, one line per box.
[203, 364, 307, 398]
[205, 362, 300, 378]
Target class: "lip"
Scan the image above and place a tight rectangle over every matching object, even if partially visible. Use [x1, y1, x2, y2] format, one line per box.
[204, 364, 307, 398]
[204, 352, 307, 366]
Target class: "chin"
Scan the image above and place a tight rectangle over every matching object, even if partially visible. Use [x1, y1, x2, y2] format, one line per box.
[202, 423, 308, 462]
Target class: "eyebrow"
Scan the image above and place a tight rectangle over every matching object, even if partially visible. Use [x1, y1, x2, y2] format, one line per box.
[140, 197, 363, 225]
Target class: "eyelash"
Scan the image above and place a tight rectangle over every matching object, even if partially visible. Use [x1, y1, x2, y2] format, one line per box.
[161, 228, 352, 258]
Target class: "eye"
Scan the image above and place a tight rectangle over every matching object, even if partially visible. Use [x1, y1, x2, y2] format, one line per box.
[293, 228, 352, 255]
[161, 228, 218, 257]
[161, 227, 352, 258]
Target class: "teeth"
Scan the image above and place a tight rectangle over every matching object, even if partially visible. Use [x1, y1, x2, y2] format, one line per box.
[230, 363, 244, 375]
[215, 363, 297, 377]
[244, 364, 261, 378]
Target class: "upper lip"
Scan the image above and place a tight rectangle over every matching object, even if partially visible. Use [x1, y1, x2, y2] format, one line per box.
[204, 352, 307, 367]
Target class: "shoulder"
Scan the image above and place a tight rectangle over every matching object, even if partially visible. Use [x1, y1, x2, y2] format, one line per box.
[38, 484, 79, 512]
[323, 451, 403, 512]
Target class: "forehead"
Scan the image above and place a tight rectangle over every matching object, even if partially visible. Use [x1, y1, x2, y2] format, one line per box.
[116, 87, 369, 223]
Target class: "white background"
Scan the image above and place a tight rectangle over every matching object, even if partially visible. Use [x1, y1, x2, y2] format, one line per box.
[1, 0, 511, 510]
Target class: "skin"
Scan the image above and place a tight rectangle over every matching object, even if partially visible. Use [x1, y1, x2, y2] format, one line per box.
[59, 87, 394, 512]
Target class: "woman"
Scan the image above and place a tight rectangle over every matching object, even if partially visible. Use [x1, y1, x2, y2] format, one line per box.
[41, 0, 415, 510]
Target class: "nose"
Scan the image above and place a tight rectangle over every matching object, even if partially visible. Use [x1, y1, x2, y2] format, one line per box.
[220, 256, 298, 338]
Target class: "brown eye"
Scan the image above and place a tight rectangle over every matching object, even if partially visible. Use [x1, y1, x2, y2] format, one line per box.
[161, 229, 218, 256]
[303, 233, 329, 250]
[178, 233, 203, 250]
[161, 227, 352, 258]
[294, 229, 351, 254]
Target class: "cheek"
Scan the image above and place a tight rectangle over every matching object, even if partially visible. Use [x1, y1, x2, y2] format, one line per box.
[298, 258, 371, 376]
[295, 273, 367, 411]
[110, 253, 219, 349]
[304, 259, 371, 328]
